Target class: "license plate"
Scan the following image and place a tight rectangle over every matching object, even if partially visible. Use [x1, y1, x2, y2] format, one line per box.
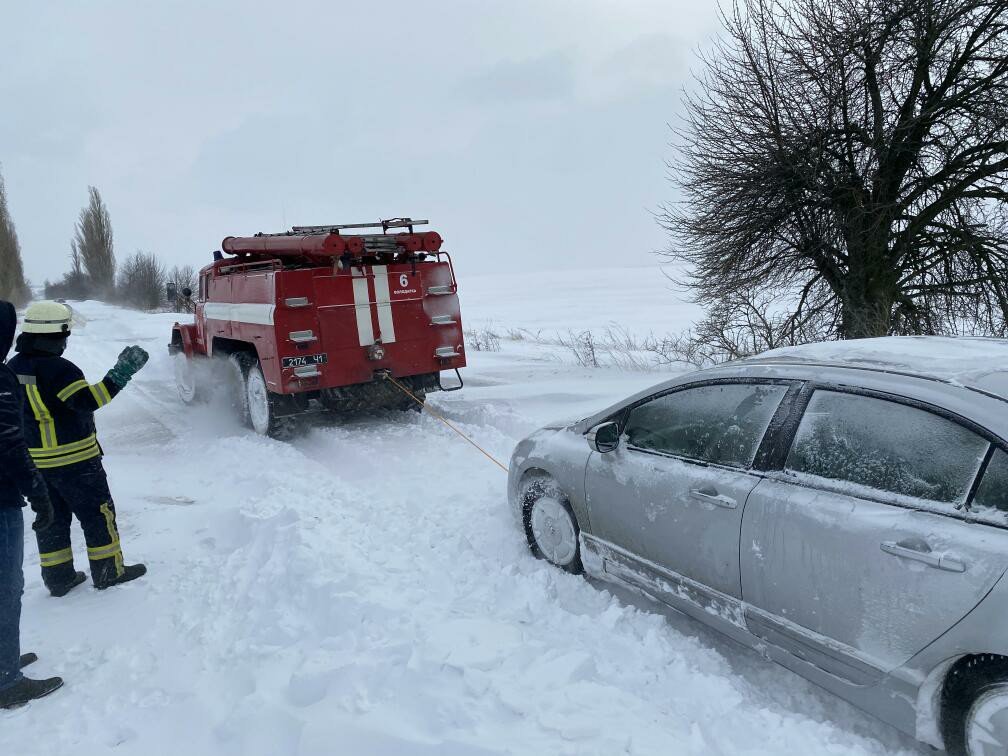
[282, 353, 328, 369]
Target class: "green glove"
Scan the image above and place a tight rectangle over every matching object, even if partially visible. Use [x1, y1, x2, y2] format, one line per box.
[106, 345, 150, 388]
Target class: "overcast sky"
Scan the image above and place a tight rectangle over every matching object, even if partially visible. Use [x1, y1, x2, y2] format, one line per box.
[2, 1, 720, 285]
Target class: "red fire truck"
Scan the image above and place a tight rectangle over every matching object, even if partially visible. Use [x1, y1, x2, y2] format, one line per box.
[169, 218, 465, 436]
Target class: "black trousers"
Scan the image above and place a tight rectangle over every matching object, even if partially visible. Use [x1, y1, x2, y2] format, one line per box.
[35, 458, 126, 588]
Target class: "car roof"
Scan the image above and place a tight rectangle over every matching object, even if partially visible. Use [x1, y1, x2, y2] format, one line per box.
[578, 336, 1008, 443]
[739, 336, 1008, 398]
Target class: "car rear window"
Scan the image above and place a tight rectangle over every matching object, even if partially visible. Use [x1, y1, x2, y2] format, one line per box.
[624, 382, 787, 467]
[972, 448, 1008, 524]
[785, 391, 988, 505]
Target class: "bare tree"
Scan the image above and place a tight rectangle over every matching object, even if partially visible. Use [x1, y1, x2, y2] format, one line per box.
[662, 0, 1008, 339]
[74, 186, 116, 296]
[117, 251, 166, 311]
[0, 169, 30, 307]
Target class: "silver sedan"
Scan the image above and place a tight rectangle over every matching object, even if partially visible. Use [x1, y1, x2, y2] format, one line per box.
[508, 338, 1008, 755]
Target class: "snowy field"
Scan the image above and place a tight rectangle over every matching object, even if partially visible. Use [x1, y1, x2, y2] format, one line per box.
[459, 265, 704, 339]
[4, 268, 924, 755]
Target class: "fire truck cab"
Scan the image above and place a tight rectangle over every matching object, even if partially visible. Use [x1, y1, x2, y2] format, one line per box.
[169, 218, 466, 435]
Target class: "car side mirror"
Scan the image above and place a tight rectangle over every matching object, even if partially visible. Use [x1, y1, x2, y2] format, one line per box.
[587, 421, 621, 453]
[181, 287, 193, 299]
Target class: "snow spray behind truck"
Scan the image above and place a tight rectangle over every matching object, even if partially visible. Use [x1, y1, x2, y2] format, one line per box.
[169, 218, 466, 436]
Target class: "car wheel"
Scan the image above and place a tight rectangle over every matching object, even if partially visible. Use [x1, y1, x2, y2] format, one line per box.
[521, 477, 583, 574]
[941, 655, 1008, 755]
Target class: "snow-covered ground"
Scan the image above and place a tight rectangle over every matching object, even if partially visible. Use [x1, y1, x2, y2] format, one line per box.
[4, 271, 924, 755]
[460, 265, 704, 340]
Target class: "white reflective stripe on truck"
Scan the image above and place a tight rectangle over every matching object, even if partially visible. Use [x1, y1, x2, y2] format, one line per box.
[371, 265, 397, 344]
[351, 267, 375, 346]
[203, 302, 276, 325]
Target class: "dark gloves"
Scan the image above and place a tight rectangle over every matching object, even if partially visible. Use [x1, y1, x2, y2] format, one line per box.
[106, 345, 150, 388]
[28, 493, 54, 531]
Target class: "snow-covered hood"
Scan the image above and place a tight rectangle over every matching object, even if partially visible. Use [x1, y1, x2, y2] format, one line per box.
[541, 415, 584, 431]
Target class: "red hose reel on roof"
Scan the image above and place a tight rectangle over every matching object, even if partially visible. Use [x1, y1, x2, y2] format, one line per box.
[220, 230, 442, 259]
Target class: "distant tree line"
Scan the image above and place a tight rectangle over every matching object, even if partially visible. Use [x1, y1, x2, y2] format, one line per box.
[1, 165, 194, 314]
[664, 0, 1008, 349]
[43, 186, 194, 313]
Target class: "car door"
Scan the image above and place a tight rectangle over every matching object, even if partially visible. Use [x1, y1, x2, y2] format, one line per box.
[585, 380, 792, 601]
[740, 388, 1008, 682]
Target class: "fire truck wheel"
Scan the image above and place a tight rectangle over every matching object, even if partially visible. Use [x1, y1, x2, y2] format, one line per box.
[173, 354, 207, 404]
[234, 353, 281, 437]
[399, 391, 425, 412]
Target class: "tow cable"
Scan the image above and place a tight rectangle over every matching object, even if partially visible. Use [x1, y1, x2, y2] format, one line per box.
[384, 373, 509, 473]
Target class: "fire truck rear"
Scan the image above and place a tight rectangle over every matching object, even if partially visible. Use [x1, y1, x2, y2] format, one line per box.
[169, 218, 465, 435]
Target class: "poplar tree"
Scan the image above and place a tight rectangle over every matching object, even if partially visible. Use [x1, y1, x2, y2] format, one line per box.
[0, 169, 31, 307]
[73, 186, 116, 296]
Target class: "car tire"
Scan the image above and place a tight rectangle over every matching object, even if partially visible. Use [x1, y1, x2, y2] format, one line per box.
[941, 655, 1008, 755]
[521, 477, 583, 574]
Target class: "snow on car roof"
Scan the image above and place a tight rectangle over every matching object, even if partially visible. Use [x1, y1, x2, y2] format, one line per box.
[747, 336, 1008, 398]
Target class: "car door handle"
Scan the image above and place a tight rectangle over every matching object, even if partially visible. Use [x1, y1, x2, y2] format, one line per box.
[880, 541, 966, 573]
[689, 487, 737, 509]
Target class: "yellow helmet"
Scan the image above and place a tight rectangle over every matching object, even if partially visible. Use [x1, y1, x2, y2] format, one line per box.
[22, 301, 73, 335]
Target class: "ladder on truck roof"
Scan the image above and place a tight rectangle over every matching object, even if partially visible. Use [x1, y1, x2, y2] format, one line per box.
[287, 217, 429, 235]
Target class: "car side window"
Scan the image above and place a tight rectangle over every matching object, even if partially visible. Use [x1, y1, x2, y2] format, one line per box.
[972, 448, 1008, 524]
[624, 383, 788, 467]
[785, 391, 988, 505]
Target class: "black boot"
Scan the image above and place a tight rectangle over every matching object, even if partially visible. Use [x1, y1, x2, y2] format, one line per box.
[48, 571, 87, 598]
[19, 653, 38, 668]
[0, 676, 64, 709]
[94, 563, 146, 590]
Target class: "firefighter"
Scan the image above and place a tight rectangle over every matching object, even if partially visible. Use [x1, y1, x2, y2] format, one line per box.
[7, 301, 150, 594]
[0, 301, 64, 708]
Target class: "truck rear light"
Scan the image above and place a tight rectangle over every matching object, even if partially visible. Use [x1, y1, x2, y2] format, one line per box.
[293, 365, 321, 378]
[285, 297, 310, 307]
[435, 346, 460, 359]
[430, 315, 456, 325]
[427, 285, 453, 296]
[289, 330, 316, 343]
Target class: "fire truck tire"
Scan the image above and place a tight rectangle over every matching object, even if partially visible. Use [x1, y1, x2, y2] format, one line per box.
[173, 354, 209, 405]
[398, 392, 425, 412]
[233, 353, 284, 437]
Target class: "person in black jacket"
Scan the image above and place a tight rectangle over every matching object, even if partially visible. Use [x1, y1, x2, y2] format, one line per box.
[0, 301, 64, 709]
[7, 301, 149, 594]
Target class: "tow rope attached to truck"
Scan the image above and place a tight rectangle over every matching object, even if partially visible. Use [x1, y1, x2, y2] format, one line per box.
[385, 374, 509, 473]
